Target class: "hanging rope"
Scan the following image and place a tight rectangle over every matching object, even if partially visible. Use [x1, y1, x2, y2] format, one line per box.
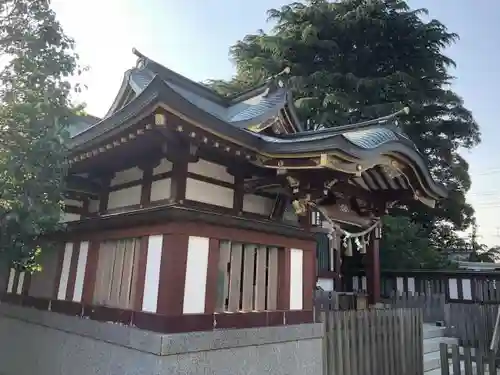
[308, 201, 381, 239]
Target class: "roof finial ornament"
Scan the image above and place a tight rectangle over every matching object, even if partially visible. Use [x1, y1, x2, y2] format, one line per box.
[132, 48, 147, 68]
[276, 66, 291, 88]
[278, 66, 291, 76]
[263, 66, 292, 96]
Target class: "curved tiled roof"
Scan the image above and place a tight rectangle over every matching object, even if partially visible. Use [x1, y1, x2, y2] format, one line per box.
[67, 114, 101, 138]
[125, 67, 288, 128]
[342, 128, 400, 149]
[67, 51, 446, 201]
[228, 90, 286, 122]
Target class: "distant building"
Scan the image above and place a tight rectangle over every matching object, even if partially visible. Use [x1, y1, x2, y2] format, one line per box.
[457, 261, 500, 271]
[443, 248, 473, 262]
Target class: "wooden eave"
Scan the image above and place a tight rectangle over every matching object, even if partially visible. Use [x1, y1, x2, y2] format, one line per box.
[139, 51, 280, 108]
[68, 118, 162, 174]
[56, 204, 317, 242]
[67, 76, 446, 205]
[141, 57, 229, 107]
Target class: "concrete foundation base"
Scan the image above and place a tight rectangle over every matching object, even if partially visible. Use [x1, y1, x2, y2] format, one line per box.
[0, 303, 323, 375]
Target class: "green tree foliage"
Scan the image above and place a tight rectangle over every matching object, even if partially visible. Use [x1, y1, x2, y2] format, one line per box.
[465, 223, 499, 263]
[380, 216, 451, 269]
[468, 247, 500, 263]
[209, 0, 480, 243]
[0, 1, 82, 270]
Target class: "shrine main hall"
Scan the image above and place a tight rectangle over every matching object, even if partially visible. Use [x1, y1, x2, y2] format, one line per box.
[1, 49, 446, 330]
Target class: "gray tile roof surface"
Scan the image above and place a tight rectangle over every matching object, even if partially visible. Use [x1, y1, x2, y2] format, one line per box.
[67, 116, 100, 137]
[342, 127, 400, 149]
[68, 65, 413, 156]
[63, 56, 447, 200]
[228, 90, 286, 122]
[126, 67, 287, 126]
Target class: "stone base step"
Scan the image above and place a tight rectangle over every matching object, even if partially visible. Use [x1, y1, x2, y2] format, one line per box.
[424, 360, 482, 375]
[423, 333, 459, 374]
[423, 324, 447, 340]
[423, 345, 492, 374]
[424, 337, 458, 354]
[424, 351, 441, 373]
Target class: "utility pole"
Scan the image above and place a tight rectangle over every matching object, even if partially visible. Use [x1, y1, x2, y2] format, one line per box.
[471, 223, 478, 253]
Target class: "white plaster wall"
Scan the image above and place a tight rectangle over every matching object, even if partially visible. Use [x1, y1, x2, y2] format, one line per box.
[110, 167, 143, 186]
[396, 277, 404, 293]
[407, 277, 415, 293]
[462, 279, 472, 300]
[16, 272, 25, 295]
[153, 158, 173, 175]
[185, 178, 234, 208]
[188, 159, 234, 184]
[290, 249, 304, 310]
[6, 269, 15, 293]
[150, 178, 171, 202]
[183, 236, 210, 314]
[243, 194, 274, 216]
[142, 235, 163, 313]
[60, 213, 81, 223]
[448, 278, 458, 299]
[352, 276, 361, 291]
[361, 276, 367, 292]
[107, 186, 141, 210]
[57, 243, 74, 300]
[73, 241, 89, 302]
[321, 220, 332, 229]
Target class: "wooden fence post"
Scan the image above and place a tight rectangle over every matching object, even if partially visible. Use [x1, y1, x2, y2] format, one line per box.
[321, 308, 423, 375]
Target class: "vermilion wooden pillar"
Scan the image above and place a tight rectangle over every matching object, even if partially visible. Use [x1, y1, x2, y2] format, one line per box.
[366, 223, 382, 305]
[333, 229, 342, 292]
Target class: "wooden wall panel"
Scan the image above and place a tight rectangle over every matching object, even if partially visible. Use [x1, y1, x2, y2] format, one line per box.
[216, 241, 231, 312]
[254, 246, 267, 310]
[242, 244, 256, 311]
[28, 249, 59, 299]
[228, 243, 242, 311]
[267, 247, 279, 310]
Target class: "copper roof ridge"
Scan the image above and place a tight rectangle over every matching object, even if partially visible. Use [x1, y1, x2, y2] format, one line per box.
[131, 48, 294, 108]
[276, 107, 410, 138]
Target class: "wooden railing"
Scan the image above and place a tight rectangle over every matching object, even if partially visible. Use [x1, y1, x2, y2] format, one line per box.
[382, 292, 446, 323]
[321, 308, 423, 375]
[320, 268, 500, 365]
[445, 303, 500, 355]
[440, 342, 499, 375]
[216, 241, 280, 312]
[343, 269, 500, 303]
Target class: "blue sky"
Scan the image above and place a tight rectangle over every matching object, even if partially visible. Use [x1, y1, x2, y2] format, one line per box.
[52, 0, 500, 246]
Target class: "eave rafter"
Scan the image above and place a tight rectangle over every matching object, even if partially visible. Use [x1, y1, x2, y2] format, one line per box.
[68, 121, 154, 166]
[158, 114, 258, 165]
[67, 108, 262, 176]
[66, 102, 442, 209]
[251, 150, 439, 208]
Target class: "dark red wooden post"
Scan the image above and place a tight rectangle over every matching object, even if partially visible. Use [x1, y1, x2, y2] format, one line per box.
[366, 223, 381, 305]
